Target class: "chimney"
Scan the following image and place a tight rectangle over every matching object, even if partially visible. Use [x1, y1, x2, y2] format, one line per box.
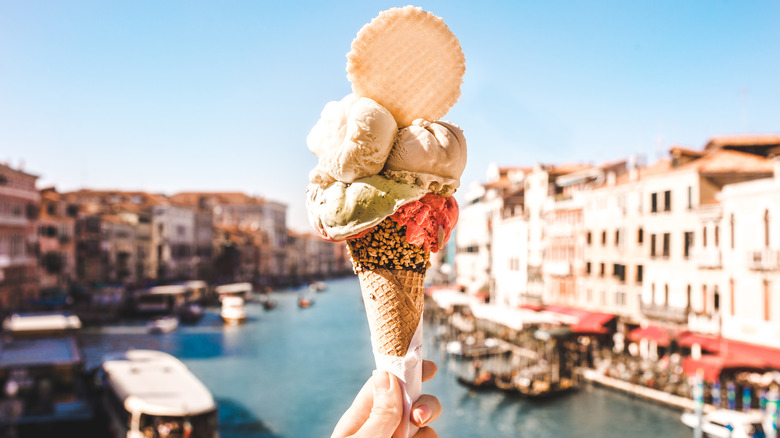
[607, 171, 616, 186]
[774, 156, 780, 181]
[628, 154, 639, 182]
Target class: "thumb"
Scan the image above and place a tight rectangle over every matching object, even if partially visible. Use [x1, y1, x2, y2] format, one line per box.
[355, 371, 403, 438]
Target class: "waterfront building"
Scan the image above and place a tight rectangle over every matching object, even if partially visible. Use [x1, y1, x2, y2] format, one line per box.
[151, 204, 197, 281]
[455, 164, 528, 300]
[101, 214, 137, 284]
[580, 158, 646, 322]
[37, 188, 77, 292]
[173, 192, 289, 286]
[213, 223, 264, 284]
[716, 155, 780, 347]
[0, 163, 40, 311]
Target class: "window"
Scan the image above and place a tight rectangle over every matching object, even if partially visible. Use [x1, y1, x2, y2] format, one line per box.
[703, 225, 707, 247]
[730, 214, 735, 249]
[601, 231, 607, 245]
[765, 210, 771, 248]
[586, 262, 591, 274]
[587, 231, 592, 245]
[651, 193, 658, 213]
[615, 229, 620, 247]
[664, 190, 671, 212]
[650, 234, 657, 257]
[713, 286, 720, 311]
[730, 279, 735, 317]
[686, 285, 692, 310]
[600, 263, 605, 276]
[613, 264, 625, 283]
[687, 186, 693, 209]
[636, 265, 643, 284]
[651, 283, 656, 304]
[764, 280, 771, 321]
[684, 231, 694, 258]
[702, 285, 708, 314]
[664, 284, 669, 307]
[715, 225, 720, 247]
[663, 233, 670, 258]
[638, 227, 644, 244]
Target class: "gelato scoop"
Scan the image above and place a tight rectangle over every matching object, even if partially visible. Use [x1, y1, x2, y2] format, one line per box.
[383, 119, 467, 196]
[391, 193, 459, 253]
[307, 94, 397, 186]
[306, 174, 427, 241]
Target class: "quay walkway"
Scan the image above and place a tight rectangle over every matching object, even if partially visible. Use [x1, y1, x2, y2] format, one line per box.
[580, 368, 714, 413]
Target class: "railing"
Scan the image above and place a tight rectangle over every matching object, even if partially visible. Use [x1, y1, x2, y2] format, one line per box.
[639, 302, 688, 324]
[747, 249, 780, 271]
[544, 261, 571, 277]
[691, 247, 722, 269]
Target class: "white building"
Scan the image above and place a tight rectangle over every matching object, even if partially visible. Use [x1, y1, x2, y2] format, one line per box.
[151, 204, 196, 280]
[717, 156, 780, 347]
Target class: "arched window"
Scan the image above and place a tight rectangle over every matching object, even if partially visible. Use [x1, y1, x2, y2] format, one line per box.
[765, 209, 771, 248]
[730, 214, 735, 249]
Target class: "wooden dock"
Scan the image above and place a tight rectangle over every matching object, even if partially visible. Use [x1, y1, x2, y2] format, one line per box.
[580, 368, 715, 413]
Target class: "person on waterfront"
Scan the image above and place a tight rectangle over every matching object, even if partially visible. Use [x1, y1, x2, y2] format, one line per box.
[332, 360, 442, 438]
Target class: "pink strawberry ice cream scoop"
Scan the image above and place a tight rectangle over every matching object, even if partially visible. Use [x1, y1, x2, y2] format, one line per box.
[391, 194, 459, 253]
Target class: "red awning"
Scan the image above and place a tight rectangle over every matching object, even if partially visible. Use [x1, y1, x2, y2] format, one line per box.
[683, 354, 768, 382]
[543, 305, 615, 334]
[628, 325, 672, 347]
[519, 303, 544, 312]
[677, 332, 722, 353]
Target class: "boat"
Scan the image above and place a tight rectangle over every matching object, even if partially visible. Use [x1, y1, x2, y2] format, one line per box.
[99, 350, 218, 438]
[681, 409, 766, 438]
[146, 315, 179, 334]
[0, 313, 96, 435]
[214, 282, 253, 301]
[298, 297, 313, 308]
[177, 302, 205, 324]
[309, 281, 327, 292]
[259, 295, 277, 310]
[131, 285, 189, 315]
[221, 296, 247, 324]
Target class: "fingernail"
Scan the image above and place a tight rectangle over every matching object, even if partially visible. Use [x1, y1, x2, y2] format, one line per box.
[413, 404, 432, 426]
[372, 371, 391, 393]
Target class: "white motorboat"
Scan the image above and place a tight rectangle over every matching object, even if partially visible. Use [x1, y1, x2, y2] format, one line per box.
[221, 296, 247, 324]
[681, 409, 766, 438]
[147, 315, 179, 334]
[100, 349, 218, 438]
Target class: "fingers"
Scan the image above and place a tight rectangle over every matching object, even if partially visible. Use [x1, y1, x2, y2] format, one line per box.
[331, 378, 375, 438]
[412, 426, 439, 438]
[411, 394, 442, 428]
[354, 371, 403, 438]
[422, 360, 437, 383]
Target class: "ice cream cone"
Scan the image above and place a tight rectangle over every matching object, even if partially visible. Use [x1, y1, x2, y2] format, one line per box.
[357, 268, 425, 357]
[347, 217, 429, 438]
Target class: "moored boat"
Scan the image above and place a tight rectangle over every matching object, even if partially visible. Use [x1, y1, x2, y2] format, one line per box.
[681, 409, 766, 438]
[221, 296, 247, 324]
[98, 350, 218, 438]
[146, 315, 179, 334]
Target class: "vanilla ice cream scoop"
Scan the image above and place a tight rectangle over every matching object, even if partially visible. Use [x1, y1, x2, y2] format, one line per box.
[382, 119, 466, 196]
[307, 94, 398, 186]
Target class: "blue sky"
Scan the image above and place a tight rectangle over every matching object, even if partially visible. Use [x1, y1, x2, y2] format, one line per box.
[2, 1, 778, 232]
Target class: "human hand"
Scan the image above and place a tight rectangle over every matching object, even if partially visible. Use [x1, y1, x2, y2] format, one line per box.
[332, 360, 442, 438]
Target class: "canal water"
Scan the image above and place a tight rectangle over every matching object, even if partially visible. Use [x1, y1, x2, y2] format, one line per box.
[80, 277, 691, 438]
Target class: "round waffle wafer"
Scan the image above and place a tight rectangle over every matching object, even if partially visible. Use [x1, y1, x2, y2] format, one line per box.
[346, 6, 465, 128]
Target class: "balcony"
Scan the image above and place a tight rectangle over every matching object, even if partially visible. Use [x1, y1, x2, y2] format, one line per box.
[544, 261, 571, 277]
[747, 249, 780, 271]
[640, 302, 688, 324]
[691, 247, 722, 269]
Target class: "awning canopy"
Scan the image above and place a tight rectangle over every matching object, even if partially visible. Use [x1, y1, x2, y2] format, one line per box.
[470, 304, 557, 331]
[543, 305, 616, 334]
[683, 354, 767, 382]
[628, 325, 672, 347]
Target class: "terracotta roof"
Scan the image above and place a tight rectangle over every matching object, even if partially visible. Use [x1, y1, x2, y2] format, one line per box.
[705, 134, 780, 151]
[170, 192, 265, 206]
[548, 163, 592, 176]
[689, 148, 775, 174]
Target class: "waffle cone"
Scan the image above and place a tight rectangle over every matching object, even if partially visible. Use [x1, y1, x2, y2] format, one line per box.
[358, 268, 426, 357]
